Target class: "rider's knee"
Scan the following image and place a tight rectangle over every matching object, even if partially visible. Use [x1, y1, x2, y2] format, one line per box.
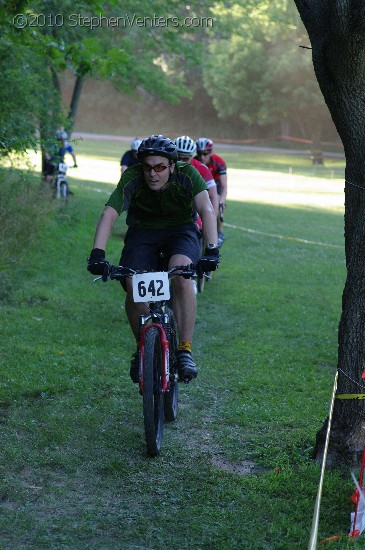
[172, 276, 193, 294]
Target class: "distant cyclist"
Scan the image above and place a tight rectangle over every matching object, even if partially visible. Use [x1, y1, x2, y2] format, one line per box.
[174, 136, 218, 216]
[56, 129, 78, 167]
[43, 129, 76, 184]
[121, 137, 143, 173]
[196, 138, 227, 248]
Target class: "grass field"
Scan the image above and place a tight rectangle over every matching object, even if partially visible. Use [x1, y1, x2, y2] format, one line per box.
[2, 142, 363, 549]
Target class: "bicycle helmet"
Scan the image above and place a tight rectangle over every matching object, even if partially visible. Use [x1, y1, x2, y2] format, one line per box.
[137, 134, 177, 161]
[56, 129, 68, 140]
[131, 137, 142, 151]
[175, 135, 196, 156]
[196, 137, 213, 153]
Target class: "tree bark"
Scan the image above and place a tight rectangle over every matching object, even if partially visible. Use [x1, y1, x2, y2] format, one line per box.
[68, 75, 84, 133]
[51, 68, 61, 95]
[294, 0, 365, 466]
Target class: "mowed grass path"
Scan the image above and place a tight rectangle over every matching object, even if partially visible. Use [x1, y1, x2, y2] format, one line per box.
[2, 142, 361, 549]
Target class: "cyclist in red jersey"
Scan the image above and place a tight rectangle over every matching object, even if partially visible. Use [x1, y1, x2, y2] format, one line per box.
[174, 136, 218, 216]
[196, 138, 227, 247]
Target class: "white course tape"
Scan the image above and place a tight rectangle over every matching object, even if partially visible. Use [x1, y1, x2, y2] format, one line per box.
[224, 222, 342, 249]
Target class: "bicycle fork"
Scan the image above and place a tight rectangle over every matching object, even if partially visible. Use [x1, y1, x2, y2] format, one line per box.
[139, 323, 170, 394]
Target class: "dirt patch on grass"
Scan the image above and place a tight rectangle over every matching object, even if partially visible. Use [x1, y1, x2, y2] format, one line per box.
[183, 419, 266, 476]
[211, 456, 264, 475]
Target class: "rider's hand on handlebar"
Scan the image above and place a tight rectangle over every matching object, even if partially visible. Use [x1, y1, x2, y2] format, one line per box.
[198, 246, 220, 273]
[87, 248, 109, 275]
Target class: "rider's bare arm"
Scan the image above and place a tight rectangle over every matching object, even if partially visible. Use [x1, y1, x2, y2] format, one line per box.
[219, 173, 227, 206]
[194, 190, 218, 246]
[93, 206, 119, 250]
[207, 183, 219, 216]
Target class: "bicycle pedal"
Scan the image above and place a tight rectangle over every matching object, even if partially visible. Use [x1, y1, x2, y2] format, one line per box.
[179, 374, 193, 384]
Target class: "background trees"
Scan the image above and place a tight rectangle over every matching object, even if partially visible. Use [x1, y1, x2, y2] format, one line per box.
[203, 1, 334, 143]
[0, 0, 211, 152]
[0, 3, 55, 153]
[0, 0, 340, 154]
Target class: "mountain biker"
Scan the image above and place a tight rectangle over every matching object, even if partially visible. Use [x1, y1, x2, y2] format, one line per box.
[174, 135, 218, 216]
[195, 138, 227, 248]
[121, 137, 143, 173]
[87, 135, 220, 383]
[43, 130, 75, 184]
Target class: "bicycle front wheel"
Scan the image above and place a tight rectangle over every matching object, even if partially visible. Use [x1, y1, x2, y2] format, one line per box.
[61, 182, 69, 201]
[142, 327, 164, 457]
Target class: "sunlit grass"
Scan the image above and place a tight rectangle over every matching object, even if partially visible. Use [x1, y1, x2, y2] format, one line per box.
[24, 138, 346, 206]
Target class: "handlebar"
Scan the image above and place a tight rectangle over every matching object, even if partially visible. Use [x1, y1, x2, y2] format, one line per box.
[94, 263, 203, 283]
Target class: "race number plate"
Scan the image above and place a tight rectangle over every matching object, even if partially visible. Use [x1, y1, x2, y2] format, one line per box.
[58, 162, 68, 174]
[132, 272, 170, 302]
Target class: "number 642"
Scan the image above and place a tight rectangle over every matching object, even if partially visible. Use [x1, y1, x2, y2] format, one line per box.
[138, 279, 164, 298]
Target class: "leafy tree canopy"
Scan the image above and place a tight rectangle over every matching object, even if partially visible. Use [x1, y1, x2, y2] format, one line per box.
[0, 0, 216, 153]
[204, 0, 331, 139]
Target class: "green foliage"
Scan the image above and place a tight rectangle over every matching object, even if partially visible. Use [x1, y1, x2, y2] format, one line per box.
[0, 0, 340, 155]
[0, 167, 55, 276]
[204, 0, 331, 139]
[0, 0, 219, 153]
[0, 11, 55, 153]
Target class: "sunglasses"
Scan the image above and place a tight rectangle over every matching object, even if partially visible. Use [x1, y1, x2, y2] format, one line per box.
[142, 162, 170, 173]
[178, 155, 192, 162]
[200, 151, 211, 156]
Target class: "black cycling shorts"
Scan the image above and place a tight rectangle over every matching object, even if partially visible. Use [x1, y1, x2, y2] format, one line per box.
[119, 223, 202, 277]
[43, 159, 56, 176]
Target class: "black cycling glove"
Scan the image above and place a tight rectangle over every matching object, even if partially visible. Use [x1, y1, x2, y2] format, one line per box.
[198, 246, 220, 273]
[87, 248, 109, 275]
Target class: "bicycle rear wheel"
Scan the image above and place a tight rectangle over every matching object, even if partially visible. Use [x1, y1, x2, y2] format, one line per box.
[164, 308, 178, 422]
[143, 327, 164, 456]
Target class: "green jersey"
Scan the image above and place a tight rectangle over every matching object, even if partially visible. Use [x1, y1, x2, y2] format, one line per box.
[106, 162, 208, 229]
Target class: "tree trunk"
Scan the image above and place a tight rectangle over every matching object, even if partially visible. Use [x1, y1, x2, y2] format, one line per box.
[294, 0, 365, 466]
[39, 69, 61, 179]
[68, 75, 84, 133]
[51, 68, 61, 95]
